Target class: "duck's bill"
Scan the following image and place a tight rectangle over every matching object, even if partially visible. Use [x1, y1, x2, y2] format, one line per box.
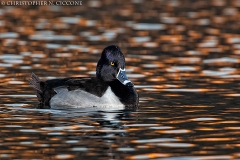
[116, 68, 134, 87]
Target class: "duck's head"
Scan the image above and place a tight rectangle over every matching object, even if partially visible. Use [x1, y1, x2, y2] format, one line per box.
[96, 45, 134, 87]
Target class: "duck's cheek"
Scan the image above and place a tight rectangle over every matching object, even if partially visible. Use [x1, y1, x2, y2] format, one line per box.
[102, 71, 116, 82]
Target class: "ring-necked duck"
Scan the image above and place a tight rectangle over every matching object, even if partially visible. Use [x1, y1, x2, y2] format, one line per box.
[29, 45, 139, 109]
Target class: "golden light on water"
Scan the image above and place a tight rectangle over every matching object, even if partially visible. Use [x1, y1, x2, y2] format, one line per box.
[129, 153, 169, 159]
[195, 138, 237, 142]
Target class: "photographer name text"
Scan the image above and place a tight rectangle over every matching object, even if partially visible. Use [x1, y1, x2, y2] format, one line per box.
[1, 1, 82, 6]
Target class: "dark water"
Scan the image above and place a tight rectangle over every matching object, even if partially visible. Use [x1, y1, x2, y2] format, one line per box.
[0, 0, 240, 159]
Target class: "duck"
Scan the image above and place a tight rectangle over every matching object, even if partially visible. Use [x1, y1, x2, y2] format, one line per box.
[29, 45, 139, 109]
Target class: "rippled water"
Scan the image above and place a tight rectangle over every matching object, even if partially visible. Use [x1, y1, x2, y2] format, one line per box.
[0, 1, 240, 159]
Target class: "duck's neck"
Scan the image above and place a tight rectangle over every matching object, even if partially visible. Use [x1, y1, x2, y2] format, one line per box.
[108, 80, 138, 106]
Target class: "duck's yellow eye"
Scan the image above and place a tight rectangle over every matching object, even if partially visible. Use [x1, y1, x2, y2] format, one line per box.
[110, 62, 115, 66]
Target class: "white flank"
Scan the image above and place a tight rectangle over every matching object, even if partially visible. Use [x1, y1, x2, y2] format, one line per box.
[50, 86, 124, 109]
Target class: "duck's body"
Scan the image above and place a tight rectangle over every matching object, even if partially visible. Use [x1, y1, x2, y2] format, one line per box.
[29, 45, 139, 109]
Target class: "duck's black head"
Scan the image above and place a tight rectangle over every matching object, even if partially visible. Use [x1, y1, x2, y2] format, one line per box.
[96, 45, 133, 87]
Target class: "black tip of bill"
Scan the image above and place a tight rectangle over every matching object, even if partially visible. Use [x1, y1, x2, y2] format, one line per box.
[126, 82, 134, 87]
[117, 68, 134, 87]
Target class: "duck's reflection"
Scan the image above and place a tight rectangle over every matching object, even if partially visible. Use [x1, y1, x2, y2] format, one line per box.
[43, 106, 138, 130]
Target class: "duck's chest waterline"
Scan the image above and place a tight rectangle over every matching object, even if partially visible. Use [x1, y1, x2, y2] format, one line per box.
[50, 86, 124, 109]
